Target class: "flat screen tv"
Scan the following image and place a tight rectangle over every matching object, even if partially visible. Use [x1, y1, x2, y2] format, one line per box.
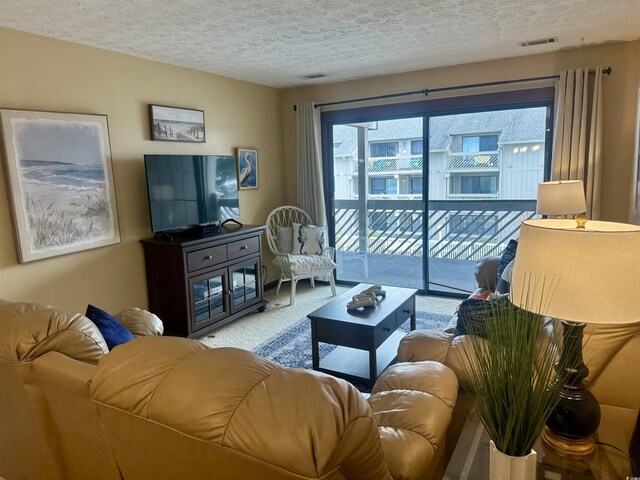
[144, 154, 240, 233]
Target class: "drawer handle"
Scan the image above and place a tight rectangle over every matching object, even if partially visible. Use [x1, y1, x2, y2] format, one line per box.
[204, 255, 213, 260]
[240, 245, 248, 250]
[403, 308, 411, 314]
[383, 326, 391, 332]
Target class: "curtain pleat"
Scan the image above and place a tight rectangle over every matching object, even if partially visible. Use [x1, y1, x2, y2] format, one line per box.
[296, 101, 328, 227]
[551, 67, 603, 219]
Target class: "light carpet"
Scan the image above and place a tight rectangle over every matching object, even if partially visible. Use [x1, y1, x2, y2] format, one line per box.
[252, 311, 451, 370]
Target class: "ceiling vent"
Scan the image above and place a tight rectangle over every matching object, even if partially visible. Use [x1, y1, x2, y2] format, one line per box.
[300, 73, 327, 79]
[518, 37, 558, 47]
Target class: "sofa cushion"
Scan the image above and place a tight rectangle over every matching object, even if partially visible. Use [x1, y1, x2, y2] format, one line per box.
[474, 256, 500, 291]
[292, 223, 327, 255]
[0, 301, 108, 363]
[86, 304, 135, 350]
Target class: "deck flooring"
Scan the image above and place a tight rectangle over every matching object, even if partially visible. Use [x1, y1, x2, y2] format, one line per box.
[336, 251, 477, 294]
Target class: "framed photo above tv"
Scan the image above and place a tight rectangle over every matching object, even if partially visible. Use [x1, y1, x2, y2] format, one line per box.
[148, 104, 205, 143]
[236, 148, 258, 189]
[0, 108, 121, 263]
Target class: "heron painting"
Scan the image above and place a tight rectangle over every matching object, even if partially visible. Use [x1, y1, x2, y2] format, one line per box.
[236, 148, 258, 189]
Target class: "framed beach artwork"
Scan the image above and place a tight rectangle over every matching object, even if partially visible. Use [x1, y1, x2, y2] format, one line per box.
[236, 148, 258, 189]
[0, 109, 120, 263]
[148, 104, 205, 143]
[633, 88, 640, 224]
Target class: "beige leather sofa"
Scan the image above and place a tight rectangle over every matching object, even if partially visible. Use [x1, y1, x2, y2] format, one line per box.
[397, 257, 640, 424]
[0, 299, 458, 480]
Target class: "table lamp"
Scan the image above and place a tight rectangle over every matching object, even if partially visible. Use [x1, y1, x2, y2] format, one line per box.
[536, 180, 587, 225]
[510, 219, 640, 456]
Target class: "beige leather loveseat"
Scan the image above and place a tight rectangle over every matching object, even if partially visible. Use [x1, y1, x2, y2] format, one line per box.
[0, 299, 458, 480]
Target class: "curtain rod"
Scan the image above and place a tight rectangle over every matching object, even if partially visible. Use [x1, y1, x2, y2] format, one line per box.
[292, 66, 612, 111]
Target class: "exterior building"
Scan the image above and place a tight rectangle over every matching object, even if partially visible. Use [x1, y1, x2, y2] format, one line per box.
[330, 108, 547, 263]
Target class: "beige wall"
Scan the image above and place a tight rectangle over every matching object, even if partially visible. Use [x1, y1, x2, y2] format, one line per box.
[0, 27, 286, 312]
[282, 40, 640, 223]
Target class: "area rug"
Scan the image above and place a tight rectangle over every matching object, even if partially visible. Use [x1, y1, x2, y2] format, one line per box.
[252, 311, 451, 370]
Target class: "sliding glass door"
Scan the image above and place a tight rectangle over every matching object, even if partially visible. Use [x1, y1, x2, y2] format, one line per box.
[331, 119, 425, 289]
[426, 107, 549, 294]
[325, 91, 552, 295]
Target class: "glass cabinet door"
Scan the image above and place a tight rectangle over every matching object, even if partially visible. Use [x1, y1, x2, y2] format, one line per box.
[230, 259, 261, 312]
[190, 268, 229, 328]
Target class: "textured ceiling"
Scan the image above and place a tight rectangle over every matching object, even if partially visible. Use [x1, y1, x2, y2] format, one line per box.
[1, 0, 639, 88]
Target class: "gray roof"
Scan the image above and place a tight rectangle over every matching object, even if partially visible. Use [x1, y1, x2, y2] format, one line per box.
[332, 107, 547, 157]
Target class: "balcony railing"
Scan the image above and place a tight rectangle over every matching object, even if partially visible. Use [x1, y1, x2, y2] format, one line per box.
[334, 199, 537, 261]
[447, 152, 499, 170]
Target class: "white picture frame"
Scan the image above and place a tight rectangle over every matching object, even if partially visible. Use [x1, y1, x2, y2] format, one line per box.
[0, 109, 120, 263]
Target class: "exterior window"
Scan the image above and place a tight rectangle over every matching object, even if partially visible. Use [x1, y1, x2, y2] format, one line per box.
[460, 175, 497, 194]
[450, 214, 498, 237]
[410, 176, 422, 194]
[370, 142, 399, 157]
[370, 177, 397, 195]
[410, 140, 423, 155]
[462, 135, 498, 152]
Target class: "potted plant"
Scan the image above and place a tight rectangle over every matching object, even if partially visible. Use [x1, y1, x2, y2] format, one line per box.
[455, 296, 571, 480]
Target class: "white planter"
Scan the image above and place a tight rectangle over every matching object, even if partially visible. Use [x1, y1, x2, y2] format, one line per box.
[489, 440, 537, 480]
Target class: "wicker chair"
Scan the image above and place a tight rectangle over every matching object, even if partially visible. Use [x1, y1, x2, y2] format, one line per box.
[265, 206, 337, 305]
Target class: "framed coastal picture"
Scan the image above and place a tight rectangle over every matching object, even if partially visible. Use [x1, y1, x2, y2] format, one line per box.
[0, 109, 120, 263]
[633, 88, 640, 223]
[148, 104, 205, 143]
[236, 148, 258, 189]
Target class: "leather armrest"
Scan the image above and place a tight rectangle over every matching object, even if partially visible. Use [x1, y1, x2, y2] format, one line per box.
[369, 361, 458, 480]
[114, 308, 163, 337]
[397, 329, 454, 363]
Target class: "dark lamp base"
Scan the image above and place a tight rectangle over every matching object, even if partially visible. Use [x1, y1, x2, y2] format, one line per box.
[542, 426, 595, 457]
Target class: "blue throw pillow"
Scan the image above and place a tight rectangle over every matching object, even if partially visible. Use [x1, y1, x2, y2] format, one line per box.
[495, 239, 518, 288]
[85, 304, 135, 350]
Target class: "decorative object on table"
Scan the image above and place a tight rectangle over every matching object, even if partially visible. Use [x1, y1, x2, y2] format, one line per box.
[536, 180, 587, 226]
[265, 205, 336, 306]
[455, 284, 570, 480]
[236, 147, 258, 189]
[148, 104, 205, 143]
[346, 284, 386, 310]
[0, 109, 120, 263]
[511, 218, 640, 456]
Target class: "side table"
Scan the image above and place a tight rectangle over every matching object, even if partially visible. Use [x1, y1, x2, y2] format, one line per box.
[443, 405, 636, 479]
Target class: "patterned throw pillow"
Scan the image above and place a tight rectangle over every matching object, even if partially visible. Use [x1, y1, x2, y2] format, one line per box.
[276, 226, 294, 253]
[496, 239, 518, 288]
[292, 222, 327, 255]
[496, 258, 515, 294]
[455, 296, 514, 338]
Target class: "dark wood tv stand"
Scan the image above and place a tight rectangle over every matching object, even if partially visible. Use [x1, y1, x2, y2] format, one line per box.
[140, 225, 267, 338]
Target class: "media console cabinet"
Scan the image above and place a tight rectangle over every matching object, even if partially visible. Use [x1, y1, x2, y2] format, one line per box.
[140, 225, 267, 338]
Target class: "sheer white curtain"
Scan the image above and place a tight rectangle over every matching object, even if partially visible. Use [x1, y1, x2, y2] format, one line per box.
[552, 67, 604, 219]
[296, 101, 328, 227]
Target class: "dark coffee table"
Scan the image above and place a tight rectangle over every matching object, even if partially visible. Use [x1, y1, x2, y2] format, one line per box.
[307, 283, 417, 387]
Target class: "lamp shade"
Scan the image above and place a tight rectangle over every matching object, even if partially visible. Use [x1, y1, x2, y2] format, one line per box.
[536, 180, 587, 216]
[511, 219, 640, 325]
